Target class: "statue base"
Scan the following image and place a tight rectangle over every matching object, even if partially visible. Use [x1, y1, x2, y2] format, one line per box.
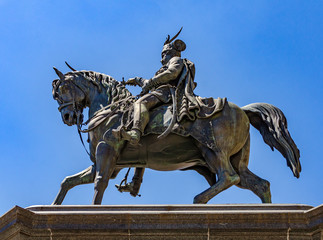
[1, 204, 322, 239]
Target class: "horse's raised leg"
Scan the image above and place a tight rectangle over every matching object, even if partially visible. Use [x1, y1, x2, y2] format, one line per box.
[92, 141, 119, 204]
[52, 165, 96, 205]
[231, 136, 272, 203]
[193, 146, 240, 204]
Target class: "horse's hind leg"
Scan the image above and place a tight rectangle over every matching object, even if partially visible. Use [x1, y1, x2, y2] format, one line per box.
[238, 167, 271, 203]
[193, 145, 240, 204]
[181, 166, 216, 186]
[52, 165, 95, 205]
[231, 135, 272, 203]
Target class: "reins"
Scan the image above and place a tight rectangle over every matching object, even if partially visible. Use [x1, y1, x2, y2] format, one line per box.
[77, 96, 136, 133]
[75, 96, 136, 159]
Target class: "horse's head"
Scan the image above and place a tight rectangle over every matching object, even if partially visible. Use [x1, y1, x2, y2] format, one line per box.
[52, 67, 86, 126]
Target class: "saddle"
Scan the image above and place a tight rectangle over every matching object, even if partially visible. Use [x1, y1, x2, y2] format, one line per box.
[87, 96, 227, 151]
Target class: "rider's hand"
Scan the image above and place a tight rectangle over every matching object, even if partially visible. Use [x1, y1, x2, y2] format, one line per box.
[125, 77, 142, 87]
[139, 89, 149, 96]
[140, 79, 151, 95]
[125, 78, 138, 86]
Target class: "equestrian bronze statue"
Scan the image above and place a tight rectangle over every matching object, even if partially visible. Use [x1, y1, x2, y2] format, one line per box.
[51, 29, 300, 205]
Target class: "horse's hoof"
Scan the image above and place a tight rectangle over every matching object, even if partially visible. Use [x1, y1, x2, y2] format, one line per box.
[193, 194, 208, 204]
[261, 191, 272, 203]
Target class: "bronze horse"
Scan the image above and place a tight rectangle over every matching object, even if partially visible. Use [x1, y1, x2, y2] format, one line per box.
[51, 67, 300, 205]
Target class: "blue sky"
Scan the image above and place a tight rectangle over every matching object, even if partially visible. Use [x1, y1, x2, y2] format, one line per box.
[0, 1, 322, 216]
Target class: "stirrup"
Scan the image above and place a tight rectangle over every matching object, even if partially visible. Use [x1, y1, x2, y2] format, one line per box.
[115, 182, 141, 197]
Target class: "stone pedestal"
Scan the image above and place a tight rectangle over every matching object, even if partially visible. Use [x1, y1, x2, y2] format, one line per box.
[0, 204, 322, 239]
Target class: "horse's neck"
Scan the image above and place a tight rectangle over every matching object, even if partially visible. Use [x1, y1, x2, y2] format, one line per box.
[81, 73, 131, 118]
[88, 93, 110, 118]
[76, 74, 111, 118]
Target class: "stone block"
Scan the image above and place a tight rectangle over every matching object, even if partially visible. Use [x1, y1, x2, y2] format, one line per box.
[0, 204, 322, 239]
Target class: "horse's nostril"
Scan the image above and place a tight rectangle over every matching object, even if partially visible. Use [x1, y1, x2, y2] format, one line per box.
[64, 113, 69, 121]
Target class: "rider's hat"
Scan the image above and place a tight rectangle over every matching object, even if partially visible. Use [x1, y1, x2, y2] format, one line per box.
[162, 27, 186, 53]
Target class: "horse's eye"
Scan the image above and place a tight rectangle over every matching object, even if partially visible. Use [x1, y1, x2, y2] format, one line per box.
[60, 85, 69, 94]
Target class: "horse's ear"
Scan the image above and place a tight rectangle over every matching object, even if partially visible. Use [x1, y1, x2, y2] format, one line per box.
[53, 67, 65, 80]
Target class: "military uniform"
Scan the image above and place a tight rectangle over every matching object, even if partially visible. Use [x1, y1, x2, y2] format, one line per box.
[145, 56, 185, 104]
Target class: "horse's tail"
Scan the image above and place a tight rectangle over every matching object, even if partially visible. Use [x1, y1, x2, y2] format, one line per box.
[242, 103, 301, 178]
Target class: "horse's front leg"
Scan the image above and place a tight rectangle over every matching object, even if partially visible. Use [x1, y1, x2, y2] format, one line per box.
[52, 165, 96, 205]
[92, 141, 120, 204]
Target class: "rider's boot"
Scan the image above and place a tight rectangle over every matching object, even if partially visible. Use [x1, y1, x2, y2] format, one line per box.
[120, 128, 141, 145]
[120, 101, 149, 145]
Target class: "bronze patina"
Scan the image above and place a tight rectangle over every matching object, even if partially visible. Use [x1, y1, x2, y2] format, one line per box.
[51, 29, 300, 205]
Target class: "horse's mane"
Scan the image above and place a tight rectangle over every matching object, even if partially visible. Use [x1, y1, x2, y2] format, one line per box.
[66, 70, 132, 104]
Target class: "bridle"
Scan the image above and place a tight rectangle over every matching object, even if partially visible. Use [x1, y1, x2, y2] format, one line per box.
[54, 79, 94, 157]
[56, 81, 86, 133]
[58, 101, 77, 112]
[55, 79, 86, 113]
